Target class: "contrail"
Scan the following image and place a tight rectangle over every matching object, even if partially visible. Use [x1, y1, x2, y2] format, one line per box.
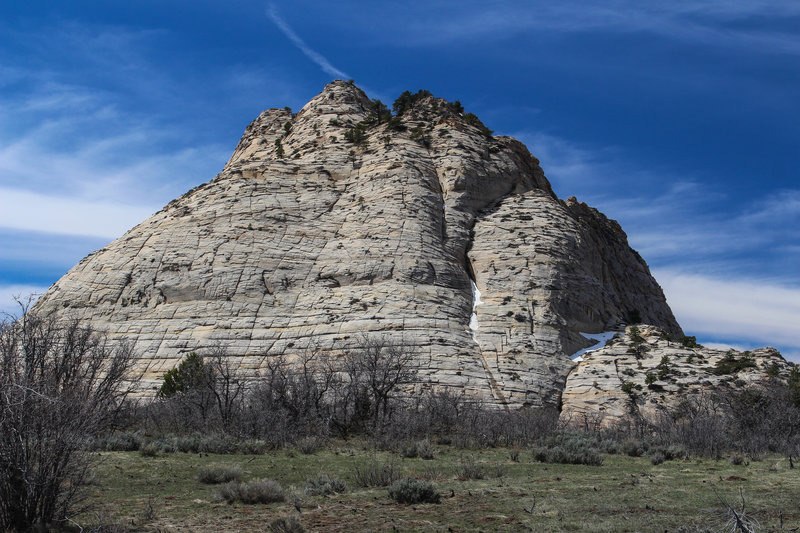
[266, 3, 350, 79]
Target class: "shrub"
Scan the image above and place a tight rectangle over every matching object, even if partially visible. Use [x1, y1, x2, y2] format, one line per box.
[304, 474, 346, 496]
[0, 307, 138, 532]
[101, 431, 144, 452]
[159, 352, 210, 398]
[462, 113, 493, 137]
[269, 515, 305, 533]
[400, 440, 435, 460]
[239, 439, 269, 455]
[197, 433, 238, 454]
[196, 465, 243, 484]
[712, 352, 757, 375]
[149, 437, 178, 453]
[789, 366, 800, 407]
[649, 451, 666, 465]
[532, 444, 603, 466]
[399, 441, 418, 458]
[591, 437, 620, 454]
[388, 478, 440, 504]
[216, 479, 285, 504]
[660, 444, 687, 461]
[175, 434, 203, 453]
[139, 443, 159, 457]
[622, 439, 647, 457]
[490, 464, 507, 478]
[413, 464, 445, 481]
[353, 460, 401, 488]
[410, 127, 431, 148]
[456, 455, 486, 480]
[296, 436, 322, 455]
[680, 335, 700, 348]
[629, 326, 645, 346]
[386, 116, 405, 131]
[392, 89, 433, 116]
[343, 123, 368, 146]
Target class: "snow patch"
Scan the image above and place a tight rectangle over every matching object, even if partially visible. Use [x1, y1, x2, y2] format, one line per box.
[570, 331, 618, 362]
[469, 280, 483, 333]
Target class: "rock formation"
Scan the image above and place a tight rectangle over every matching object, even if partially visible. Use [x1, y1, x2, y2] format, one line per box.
[560, 325, 791, 427]
[36, 80, 683, 407]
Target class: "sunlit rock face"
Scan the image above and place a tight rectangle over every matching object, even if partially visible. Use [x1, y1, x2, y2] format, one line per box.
[560, 325, 792, 428]
[35, 80, 681, 407]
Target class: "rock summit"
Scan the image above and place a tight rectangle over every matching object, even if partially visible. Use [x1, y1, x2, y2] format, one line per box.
[37, 80, 696, 411]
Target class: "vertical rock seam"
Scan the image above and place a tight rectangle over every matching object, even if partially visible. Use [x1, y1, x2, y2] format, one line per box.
[34, 80, 682, 408]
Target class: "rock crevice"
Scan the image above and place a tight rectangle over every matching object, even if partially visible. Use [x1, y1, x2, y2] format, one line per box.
[36, 80, 684, 407]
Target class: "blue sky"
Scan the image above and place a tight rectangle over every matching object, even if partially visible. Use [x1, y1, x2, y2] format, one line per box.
[1, 1, 798, 359]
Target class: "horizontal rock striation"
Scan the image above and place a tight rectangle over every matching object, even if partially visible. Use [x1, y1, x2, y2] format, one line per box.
[35, 80, 681, 406]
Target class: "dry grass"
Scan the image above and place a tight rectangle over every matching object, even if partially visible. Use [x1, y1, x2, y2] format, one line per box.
[84, 444, 800, 532]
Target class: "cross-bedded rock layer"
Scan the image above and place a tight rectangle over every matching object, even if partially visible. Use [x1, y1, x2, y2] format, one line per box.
[35, 81, 681, 406]
[560, 325, 791, 427]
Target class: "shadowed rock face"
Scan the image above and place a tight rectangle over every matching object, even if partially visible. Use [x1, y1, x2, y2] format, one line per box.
[35, 80, 681, 406]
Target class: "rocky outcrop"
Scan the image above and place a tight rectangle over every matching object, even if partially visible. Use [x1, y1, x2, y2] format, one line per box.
[35, 80, 681, 406]
[560, 325, 791, 427]
[467, 193, 683, 408]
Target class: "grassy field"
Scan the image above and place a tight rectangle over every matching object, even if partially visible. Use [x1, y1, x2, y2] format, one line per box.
[85, 444, 800, 532]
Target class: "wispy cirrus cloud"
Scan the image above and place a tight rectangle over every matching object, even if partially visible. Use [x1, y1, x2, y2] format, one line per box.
[0, 18, 306, 315]
[517, 131, 799, 275]
[0, 108, 228, 205]
[655, 269, 800, 361]
[0, 25, 229, 206]
[513, 130, 800, 360]
[0, 19, 307, 228]
[0, 188, 156, 239]
[357, 0, 800, 55]
[266, 3, 350, 79]
[610, 186, 800, 279]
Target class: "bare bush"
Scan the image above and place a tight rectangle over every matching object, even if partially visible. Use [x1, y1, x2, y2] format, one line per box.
[713, 488, 761, 533]
[152, 345, 247, 434]
[247, 351, 339, 445]
[0, 304, 138, 531]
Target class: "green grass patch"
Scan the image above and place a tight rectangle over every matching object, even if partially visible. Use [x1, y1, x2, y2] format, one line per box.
[84, 444, 800, 532]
